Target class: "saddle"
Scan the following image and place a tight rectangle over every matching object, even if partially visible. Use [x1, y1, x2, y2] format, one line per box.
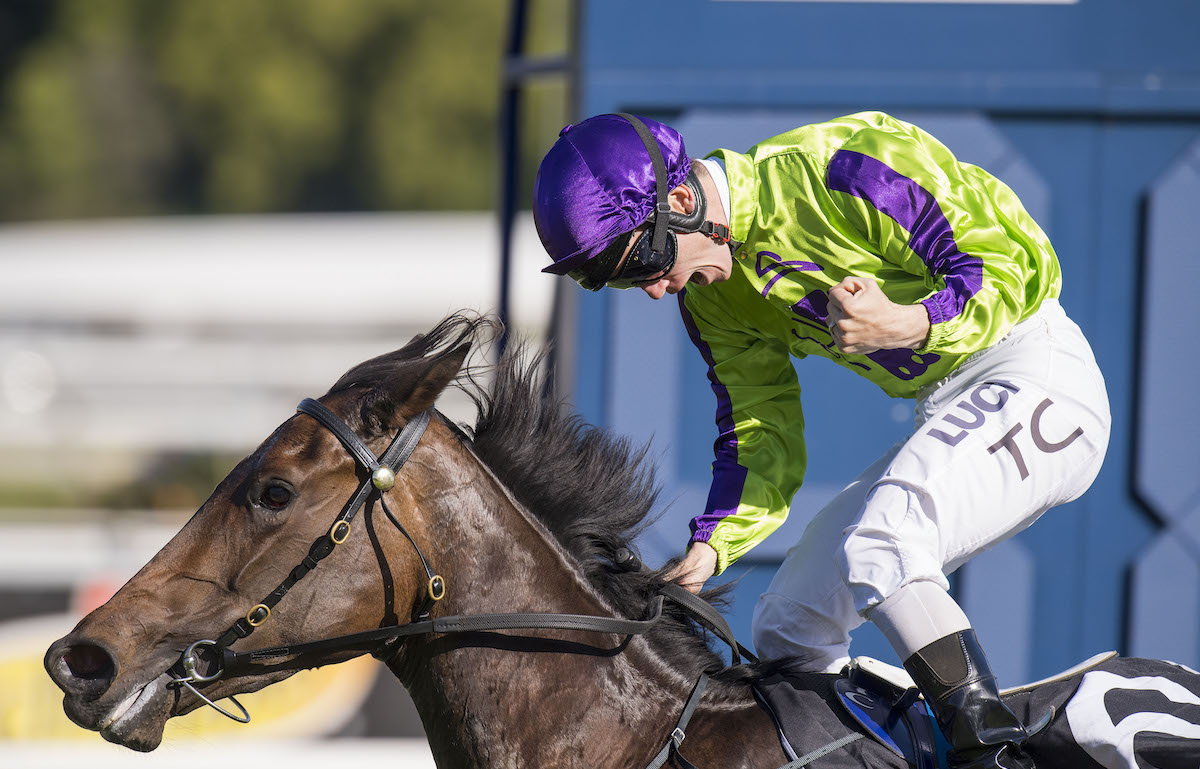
[755, 657, 941, 768]
[754, 652, 1117, 768]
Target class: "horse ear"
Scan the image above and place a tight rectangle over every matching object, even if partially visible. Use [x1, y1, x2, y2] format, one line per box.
[389, 342, 471, 419]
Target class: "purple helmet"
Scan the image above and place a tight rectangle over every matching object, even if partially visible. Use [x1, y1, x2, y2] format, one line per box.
[533, 114, 691, 275]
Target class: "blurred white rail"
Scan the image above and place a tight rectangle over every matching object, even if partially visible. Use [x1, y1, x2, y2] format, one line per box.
[0, 213, 555, 452]
[0, 516, 183, 588]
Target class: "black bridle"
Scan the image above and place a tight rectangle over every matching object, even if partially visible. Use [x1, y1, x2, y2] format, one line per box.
[167, 398, 440, 721]
[166, 397, 754, 768]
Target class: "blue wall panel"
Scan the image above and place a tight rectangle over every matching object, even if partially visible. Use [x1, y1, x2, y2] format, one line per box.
[565, 0, 1200, 681]
[581, 0, 1200, 114]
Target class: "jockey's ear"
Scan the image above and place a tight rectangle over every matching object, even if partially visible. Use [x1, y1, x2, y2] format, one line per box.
[670, 181, 695, 216]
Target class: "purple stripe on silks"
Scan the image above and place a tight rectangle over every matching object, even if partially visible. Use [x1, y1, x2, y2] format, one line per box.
[755, 251, 824, 298]
[677, 291, 748, 543]
[826, 150, 983, 323]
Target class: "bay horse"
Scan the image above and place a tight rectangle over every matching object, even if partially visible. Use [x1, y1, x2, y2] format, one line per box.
[44, 315, 1200, 768]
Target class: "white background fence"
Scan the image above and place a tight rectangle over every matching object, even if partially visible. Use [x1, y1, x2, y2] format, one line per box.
[0, 213, 556, 757]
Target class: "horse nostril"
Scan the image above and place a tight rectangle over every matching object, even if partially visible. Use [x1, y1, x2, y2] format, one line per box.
[63, 644, 116, 682]
[47, 641, 118, 699]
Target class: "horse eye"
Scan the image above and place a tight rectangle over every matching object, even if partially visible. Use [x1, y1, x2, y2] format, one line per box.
[261, 483, 293, 510]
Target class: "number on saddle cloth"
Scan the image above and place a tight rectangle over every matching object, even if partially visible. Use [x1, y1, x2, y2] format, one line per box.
[757, 650, 1200, 769]
[753, 656, 942, 769]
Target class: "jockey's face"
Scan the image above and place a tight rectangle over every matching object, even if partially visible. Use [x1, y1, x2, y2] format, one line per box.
[633, 229, 733, 299]
[629, 174, 734, 300]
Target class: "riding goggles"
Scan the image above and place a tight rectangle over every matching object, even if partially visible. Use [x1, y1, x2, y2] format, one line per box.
[569, 228, 678, 292]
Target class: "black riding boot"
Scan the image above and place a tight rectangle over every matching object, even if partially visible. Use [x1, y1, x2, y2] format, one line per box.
[903, 630, 1036, 769]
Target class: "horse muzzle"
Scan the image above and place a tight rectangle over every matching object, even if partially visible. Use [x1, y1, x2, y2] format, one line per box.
[45, 633, 176, 751]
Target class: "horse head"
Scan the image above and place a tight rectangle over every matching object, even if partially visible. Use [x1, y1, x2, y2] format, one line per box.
[43, 314, 806, 768]
[44, 317, 479, 751]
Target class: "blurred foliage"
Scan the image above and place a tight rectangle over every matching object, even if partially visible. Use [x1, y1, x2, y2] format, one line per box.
[0, 0, 570, 221]
[97, 451, 243, 512]
[0, 450, 241, 514]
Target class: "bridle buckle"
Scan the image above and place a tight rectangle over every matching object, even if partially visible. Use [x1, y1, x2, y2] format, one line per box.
[429, 575, 446, 602]
[330, 519, 351, 544]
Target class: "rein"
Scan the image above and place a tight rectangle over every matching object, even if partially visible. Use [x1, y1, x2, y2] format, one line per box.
[166, 398, 758, 768]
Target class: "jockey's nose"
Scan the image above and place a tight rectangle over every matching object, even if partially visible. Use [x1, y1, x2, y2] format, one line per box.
[641, 279, 669, 300]
[45, 636, 118, 701]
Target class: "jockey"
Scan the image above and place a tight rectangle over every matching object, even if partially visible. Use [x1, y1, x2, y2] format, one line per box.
[532, 112, 1111, 769]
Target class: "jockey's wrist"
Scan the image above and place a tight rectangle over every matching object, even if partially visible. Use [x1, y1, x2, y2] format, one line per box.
[900, 303, 932, 349]
[690, 535, 727, 576]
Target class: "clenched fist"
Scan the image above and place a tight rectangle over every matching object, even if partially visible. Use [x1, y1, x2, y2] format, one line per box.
[826, 276, 931, 354]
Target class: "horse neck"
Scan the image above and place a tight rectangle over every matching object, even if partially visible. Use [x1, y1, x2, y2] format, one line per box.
[386, 435, 743, 768]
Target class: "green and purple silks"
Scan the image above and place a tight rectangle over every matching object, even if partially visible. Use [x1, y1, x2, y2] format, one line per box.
[682, 111, 1061, 574]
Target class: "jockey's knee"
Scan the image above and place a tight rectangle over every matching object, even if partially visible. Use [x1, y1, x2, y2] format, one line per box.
[836, 481, 948, 618]
[751, 592, 854, 673]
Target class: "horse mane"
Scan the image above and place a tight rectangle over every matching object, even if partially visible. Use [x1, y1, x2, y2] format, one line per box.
[326, 313, 750, 678]
[468, 338, 744, 677]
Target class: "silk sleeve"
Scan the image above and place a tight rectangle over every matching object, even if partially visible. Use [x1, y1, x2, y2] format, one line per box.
[678, 290, 807, 575]
[825, 115, 1060, 354]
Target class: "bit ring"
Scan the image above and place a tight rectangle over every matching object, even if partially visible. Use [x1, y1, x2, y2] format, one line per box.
[179, 639, 224, 684]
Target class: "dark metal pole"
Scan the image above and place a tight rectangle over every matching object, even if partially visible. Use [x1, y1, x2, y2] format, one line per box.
[497, 0, 574, 357]
[497, 0, 529, 357]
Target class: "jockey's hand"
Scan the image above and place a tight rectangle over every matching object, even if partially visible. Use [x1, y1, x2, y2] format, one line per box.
[827, 276, 931, 354]
[666, 542, 717, 594]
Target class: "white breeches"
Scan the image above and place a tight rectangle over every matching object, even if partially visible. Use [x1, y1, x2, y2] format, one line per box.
[751, 299, 1111, 672]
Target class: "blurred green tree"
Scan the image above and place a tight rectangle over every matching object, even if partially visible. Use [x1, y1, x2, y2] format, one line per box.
[0, 0, 568, 221]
